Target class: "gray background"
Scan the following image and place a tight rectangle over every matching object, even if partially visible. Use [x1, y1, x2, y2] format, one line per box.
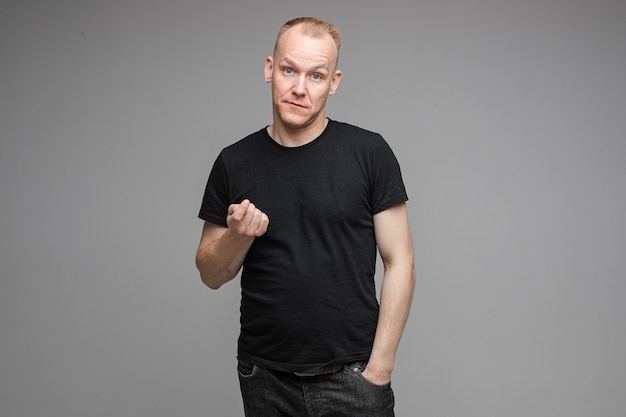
[2, 0, 625, 416]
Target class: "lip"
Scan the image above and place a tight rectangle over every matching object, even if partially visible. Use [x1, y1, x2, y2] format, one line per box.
[286, 101, 307, 108]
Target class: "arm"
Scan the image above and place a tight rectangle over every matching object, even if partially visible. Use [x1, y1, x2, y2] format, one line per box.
[362, 202, 416, 385]
[195, 199, 269, 289]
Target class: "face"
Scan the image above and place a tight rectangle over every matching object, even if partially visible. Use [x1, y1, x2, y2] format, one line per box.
[265, 27, 342, 133]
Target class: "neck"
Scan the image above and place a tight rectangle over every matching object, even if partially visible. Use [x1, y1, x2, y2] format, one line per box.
[268, 118, 329, 147]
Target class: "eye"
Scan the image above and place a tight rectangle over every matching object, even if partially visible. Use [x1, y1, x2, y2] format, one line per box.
[312, 73, 322, 80]
[283, 67, 294, 75]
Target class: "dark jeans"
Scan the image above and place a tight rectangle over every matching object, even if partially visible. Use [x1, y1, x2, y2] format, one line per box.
[238, 360, 395, 417]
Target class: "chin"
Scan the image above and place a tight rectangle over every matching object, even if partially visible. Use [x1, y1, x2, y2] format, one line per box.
[278, 114, 311, 129]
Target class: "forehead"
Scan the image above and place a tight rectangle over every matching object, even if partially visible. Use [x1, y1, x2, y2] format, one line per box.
[275, 27, 338, 67]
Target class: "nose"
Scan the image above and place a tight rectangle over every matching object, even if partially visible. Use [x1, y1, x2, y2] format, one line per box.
[292, 75, 306, 96]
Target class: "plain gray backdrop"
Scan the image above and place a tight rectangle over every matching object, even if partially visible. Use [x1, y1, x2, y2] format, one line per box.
[2, 0, 625, 416]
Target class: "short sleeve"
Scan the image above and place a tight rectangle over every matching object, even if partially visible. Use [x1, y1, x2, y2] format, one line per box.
[369, 136, 408, 214]
[198, 152, 229, 227]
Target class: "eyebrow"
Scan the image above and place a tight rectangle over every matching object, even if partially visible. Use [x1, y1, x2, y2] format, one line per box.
[280, 57, 330, 72]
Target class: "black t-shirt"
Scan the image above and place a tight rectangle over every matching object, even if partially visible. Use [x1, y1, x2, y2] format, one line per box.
[199, 120, 408, 372]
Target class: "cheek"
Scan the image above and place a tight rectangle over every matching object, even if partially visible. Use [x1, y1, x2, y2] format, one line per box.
[311, 87, 331, 103]
[271, 83, 286, 99]
[273, 80, 291, 95]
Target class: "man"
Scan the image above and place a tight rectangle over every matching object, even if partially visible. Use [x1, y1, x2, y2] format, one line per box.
[196, 17, 415, 416]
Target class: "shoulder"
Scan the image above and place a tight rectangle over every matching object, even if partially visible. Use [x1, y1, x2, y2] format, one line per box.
[222, 127, 269, 153]
[328, 119, 380, 139]
[327, 120, 394, 153]
[215, 127, 271, 166]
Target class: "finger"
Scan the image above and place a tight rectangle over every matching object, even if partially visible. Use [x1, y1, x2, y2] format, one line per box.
[229, 199, 249, 211]
[241, 206, 260, 231]
[227, 203, 239, 216]
[250, 207, 263, 229]
[232, 204, 258, 235]
[255, 213, 270, 236]
[250, 210, 269, 236]
[243, 203, 257, 226]
[230, 200, 250, 220]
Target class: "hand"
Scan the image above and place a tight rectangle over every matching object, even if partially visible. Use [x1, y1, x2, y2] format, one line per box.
[361, 364, 392, 386]
[226, 199, 269, 237]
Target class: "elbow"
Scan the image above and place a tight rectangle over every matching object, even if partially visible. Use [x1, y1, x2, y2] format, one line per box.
[195, 250, 222, 290]
[202, 276, 223, 290]
[200, 269, 236, 290]
[197, 266, 224, 290]
[196, 249, 238, 290]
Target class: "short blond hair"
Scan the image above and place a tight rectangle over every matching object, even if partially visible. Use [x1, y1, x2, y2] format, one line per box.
[274, 17, 341, 59]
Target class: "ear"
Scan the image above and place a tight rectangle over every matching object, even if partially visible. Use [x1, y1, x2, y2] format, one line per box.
[328, 69, 342, 96]
[264, 56, 273, 83]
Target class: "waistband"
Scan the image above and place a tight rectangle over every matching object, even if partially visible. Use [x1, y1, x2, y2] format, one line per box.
[293, 361, 365, 377]
[293, 362, 345, 377]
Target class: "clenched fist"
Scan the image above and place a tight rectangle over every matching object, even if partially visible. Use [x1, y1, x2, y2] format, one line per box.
[226, 199, 269, 237]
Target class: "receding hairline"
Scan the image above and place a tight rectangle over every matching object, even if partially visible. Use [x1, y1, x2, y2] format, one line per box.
[273, 17, 342, 59]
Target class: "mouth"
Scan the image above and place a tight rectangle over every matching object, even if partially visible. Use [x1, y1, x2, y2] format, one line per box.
[286, 101, 307, 109]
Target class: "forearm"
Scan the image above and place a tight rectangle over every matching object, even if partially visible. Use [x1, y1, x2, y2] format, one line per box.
[196, 200, 269, 290]
[366, 260, 415, 381]
[196, 228, 255, 289]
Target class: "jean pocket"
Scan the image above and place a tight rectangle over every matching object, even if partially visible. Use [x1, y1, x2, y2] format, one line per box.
[355, 370, 391, 388]
[350, 363, 392, 389]
[237, 360, 257, 378]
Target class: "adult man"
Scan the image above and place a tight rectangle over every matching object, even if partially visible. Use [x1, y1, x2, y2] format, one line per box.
[196, 17, 415, 416]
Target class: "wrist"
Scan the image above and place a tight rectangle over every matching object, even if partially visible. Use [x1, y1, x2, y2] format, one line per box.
[362, 362, 392, 385]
